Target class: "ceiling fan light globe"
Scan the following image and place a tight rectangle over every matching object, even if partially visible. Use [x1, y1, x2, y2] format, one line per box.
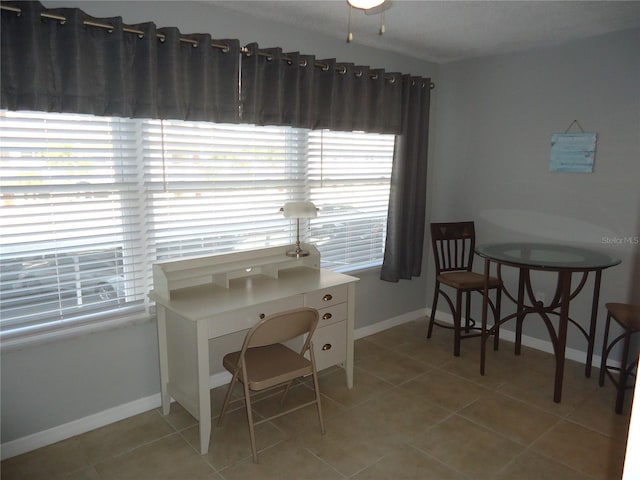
[347, 0, 385, 10]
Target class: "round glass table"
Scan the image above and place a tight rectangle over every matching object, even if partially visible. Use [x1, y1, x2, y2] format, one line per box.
[475, 242, 621, 403]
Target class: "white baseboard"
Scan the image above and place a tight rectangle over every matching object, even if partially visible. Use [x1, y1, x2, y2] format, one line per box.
[1, 307, 607, 460]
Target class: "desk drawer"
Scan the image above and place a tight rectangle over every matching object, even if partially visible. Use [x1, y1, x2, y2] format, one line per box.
[209, 296, 303, 338]
[312, 321, 347, 371]
[305, 285, 348, 309]
[317, 302, 347, 328]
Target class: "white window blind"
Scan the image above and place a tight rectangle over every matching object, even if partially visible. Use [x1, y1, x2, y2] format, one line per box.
[0, 110, 394, 343]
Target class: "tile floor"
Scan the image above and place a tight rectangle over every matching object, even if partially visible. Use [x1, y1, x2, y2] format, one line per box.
[1, 318, 633, 479]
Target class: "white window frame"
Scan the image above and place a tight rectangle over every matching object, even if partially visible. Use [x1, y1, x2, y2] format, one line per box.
[0, 110, 394, 347]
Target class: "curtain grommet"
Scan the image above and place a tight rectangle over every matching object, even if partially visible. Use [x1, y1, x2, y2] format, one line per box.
[300, 59, 308, 67]
[338, 65, 347, 74]
[355, 70, 363, 77]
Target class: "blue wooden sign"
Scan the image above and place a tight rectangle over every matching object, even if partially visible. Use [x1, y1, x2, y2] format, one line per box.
[550, 133, 597, 173]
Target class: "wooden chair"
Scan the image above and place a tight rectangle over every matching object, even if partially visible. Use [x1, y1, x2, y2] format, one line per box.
[217, 307, 325, 462]
[599, 302, 640, 414]
[427, 221, 502, 356]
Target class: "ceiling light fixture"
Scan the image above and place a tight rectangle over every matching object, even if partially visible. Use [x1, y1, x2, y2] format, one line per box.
[347, 0, 385, 9]
[346, 0, 391, 43]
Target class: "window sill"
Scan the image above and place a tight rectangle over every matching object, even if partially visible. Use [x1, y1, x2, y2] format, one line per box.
[0, 311, 154, 353]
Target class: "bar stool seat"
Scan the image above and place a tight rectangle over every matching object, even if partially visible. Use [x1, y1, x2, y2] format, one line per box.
[599, 302, 640, 414]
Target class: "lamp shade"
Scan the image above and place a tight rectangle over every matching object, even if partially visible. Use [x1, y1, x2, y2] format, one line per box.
[281, 201, 317, 219]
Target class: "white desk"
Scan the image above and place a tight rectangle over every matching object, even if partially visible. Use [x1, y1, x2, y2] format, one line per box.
[149, 245, 358, 454]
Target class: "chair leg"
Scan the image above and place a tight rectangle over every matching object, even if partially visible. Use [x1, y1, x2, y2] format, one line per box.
[599, 313, 612, 387]
[427, 283, 440, 338]
[242, 380, 259, 463]
[616, 331, 633, 414]
[217, 370, 239, 426]
[453, 290, 463, 356]
[464, 291, 472, 333]
[310, 346, 326, 435]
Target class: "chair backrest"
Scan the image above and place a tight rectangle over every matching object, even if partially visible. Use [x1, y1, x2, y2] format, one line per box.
[243, 307, 320, 352]
[430, 221, 476, 274]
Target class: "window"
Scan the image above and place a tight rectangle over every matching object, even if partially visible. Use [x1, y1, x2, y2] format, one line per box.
[0, 110, 394, 342]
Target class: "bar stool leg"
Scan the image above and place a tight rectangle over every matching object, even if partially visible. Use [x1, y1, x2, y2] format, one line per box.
[599, 312, 612, 387]
[616, 330, 633, 414]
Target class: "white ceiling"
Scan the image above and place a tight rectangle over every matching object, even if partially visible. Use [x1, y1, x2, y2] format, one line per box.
[214, 0, 640, 63]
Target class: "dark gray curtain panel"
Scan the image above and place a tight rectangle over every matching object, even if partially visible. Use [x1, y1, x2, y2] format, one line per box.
[0, 1, 240, 122]
[241, 43, 403, 134]
[380, 76, 432, 282]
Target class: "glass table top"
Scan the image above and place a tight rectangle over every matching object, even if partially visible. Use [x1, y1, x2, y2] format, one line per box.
[475, 242, 621, 270]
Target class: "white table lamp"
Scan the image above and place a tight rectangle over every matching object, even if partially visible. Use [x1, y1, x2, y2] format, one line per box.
[281, 201, 318, 257]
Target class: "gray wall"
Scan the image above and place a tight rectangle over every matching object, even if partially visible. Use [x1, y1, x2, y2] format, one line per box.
[429, 28, 640, 351]
[1, 1, 435, 445]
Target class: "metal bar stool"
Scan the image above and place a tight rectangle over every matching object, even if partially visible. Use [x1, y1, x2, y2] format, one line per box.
[599, 302, 640, 414]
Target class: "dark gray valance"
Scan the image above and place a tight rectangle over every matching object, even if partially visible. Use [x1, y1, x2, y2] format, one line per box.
[240, 43, 403, 134]
[0, 1, 240, 122]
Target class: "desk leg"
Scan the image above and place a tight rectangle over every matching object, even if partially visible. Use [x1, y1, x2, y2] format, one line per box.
[585, 270, 603, 378]
[156, 307, 171, 415]
[345, 284, 356, 389]
[554, 271, 572, 403]
[196, 321, 212, 455]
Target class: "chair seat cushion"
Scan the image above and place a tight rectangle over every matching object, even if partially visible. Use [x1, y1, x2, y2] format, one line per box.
[223, 343, 312, 391]
[437, 271, 501, 290]
[606, 303, 640, 331]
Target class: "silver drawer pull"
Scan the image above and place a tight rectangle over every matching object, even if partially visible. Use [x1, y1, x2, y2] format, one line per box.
[322, 343, 332, 351]
[322, 294, 333, 302]
[259, 313, 265, 319]
[322, 313, 332, 320]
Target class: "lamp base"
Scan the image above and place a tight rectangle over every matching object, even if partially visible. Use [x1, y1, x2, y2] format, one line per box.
[286, 248, 310, 258]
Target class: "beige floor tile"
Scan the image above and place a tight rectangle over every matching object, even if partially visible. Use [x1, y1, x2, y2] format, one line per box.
[355, 387, 451, 439]
[64, 466, 103, 479]
[93, 434, 216, 480]
[365, 319, 429, 349]
[494, 449, 592, 480]
[182, 406, 288, 470]
[156, 401, 198, 431]
[249, 383, 343, 436]
[568, 380, 632, 438]
[396, 334, 457, 369]
[299, 407, 405, 477]
[400, 368, 490, 412]
[318, 365, 394, 408]
[409, 414, 525, 480]
[77, 410, 175, 463]
[351, 444, 467, 480]
[530, 419, 626, 480]
[219, 438, 344, 480]
[496, 361, 597, 416]
[459, 390, 561, 445]
[0, 437, 92, 480]
[355, 348, 432, 385]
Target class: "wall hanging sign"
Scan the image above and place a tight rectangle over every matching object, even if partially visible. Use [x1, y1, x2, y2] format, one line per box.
[549, 120, 597, 173]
